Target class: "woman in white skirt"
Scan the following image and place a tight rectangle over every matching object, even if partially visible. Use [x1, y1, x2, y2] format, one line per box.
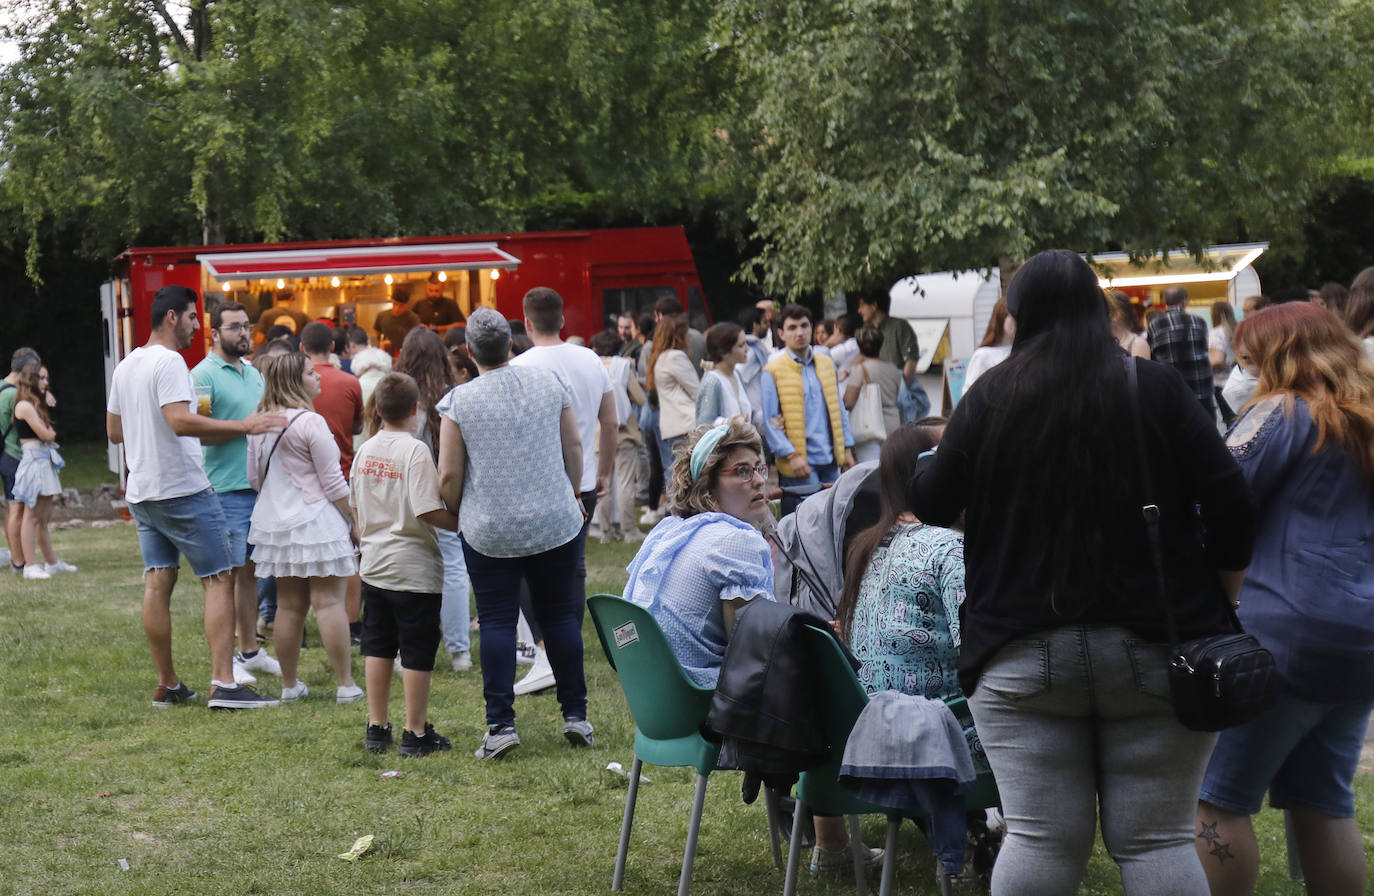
[248, 352, 362, 703]
[11, 365, 76, 580]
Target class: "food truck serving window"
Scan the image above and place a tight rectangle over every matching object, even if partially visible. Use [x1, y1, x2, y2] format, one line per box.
[197, 243, 520, 279]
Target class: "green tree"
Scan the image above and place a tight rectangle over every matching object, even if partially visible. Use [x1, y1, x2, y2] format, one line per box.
[0, 0, 732, 274]
[714, 0, 1374, 296]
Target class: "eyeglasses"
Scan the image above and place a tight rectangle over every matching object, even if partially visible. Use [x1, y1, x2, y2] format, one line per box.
[727, 462, 768, 483]
[218, 323, 251, 334]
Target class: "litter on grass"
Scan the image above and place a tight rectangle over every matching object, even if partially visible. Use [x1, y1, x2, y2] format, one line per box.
[117, 859, 130, 871]
[605, 761, 650, 782]
[381, 770, 402, 779]
[338, 835, 374, 862]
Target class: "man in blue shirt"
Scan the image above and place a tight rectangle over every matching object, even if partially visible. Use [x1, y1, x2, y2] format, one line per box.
[760, 304, 855, 515]
[193, 302, 282, 686]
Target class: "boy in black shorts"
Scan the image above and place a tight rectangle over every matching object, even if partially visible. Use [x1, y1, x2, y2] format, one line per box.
[349, 373, 458, 756]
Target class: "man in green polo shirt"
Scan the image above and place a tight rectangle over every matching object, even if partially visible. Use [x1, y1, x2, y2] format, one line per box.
[2, 347, 41, 572]
[193, 302, 282, 685]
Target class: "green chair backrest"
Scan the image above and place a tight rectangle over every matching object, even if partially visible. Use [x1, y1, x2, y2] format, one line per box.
[587, 593, 715, 742]
[801, 624, 873, 752]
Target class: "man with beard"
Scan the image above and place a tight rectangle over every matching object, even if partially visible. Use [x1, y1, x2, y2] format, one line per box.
[108, 286, 283, 710]
[193, 301, 283, 688]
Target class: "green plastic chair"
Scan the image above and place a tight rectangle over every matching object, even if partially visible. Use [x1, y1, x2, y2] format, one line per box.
[589, 593, 771, 896]
[785, 624, 1001, 896]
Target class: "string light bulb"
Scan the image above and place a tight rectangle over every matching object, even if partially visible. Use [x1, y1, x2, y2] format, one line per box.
[384, 274, 394, 285]
[490, 269, 501, 280]
[276, 279, 286, 290]
[220, 282, 230, 292]
[331, 277, 341, 288]
[437, 271, 448, 282]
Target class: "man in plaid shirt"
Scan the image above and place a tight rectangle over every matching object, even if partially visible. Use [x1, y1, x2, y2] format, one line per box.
[1147, 286, 1216, 416]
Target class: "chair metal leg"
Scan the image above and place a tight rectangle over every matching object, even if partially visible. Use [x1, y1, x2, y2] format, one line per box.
[848, 814, 867, 896]
[783, 800, 808, 896]
[678, 772, 709, 896]
[611, 756, 643, 891]
[764, 786, 784, 870]
[879, 817, 899, 896]
[1283, 809, 1304, 882]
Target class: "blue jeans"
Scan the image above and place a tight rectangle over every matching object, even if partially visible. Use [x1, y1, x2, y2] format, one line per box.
[968, 625, 1218, 896]
[462, 534, 587, 728]
[777, 461, 839, 517]
[215, 489, 257, 569]
[658, 433, 684, 479]
[436, 528, 471, 655]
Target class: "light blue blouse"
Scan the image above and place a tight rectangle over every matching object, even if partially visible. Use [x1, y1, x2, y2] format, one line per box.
[436, 365, 583, 558]
[624, 512, 774, 687]
[848, 524, 965, 703]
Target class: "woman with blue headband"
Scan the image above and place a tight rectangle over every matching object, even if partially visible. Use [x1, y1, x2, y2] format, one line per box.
[623, 420, 773, 689]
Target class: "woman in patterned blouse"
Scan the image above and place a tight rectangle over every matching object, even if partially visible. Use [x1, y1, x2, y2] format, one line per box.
[835, 420, 962, 702]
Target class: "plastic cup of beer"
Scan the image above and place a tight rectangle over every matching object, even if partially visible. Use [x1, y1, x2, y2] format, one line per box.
[195, 384, 212, 416]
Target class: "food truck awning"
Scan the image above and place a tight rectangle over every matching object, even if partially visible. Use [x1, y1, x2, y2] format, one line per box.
[197, 243, 521, 280]
[1091, 243, 1266, 288]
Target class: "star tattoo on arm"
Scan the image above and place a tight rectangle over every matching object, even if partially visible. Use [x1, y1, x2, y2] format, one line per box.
[1197, 821, 1220, 844]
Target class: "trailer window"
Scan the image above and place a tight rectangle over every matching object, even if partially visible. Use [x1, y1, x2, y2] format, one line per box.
[602, 286, 681, 320]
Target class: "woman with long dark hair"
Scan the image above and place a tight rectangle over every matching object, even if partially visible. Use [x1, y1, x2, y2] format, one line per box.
[837, 419, 956, 692]
[907, 250, 1256, 895]
[1196, 303, 1374, 896]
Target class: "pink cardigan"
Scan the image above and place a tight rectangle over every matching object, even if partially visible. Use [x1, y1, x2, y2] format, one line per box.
[247, 409, 349, 505]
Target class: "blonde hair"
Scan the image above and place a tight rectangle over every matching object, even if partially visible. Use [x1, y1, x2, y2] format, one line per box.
[257, 351, 315, 411]
[666, 421, 764, 518]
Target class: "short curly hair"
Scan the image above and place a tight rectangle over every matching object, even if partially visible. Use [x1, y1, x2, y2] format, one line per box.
[666, 421, 764, 518]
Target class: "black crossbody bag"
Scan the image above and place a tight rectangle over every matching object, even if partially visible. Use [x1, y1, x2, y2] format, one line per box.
[1125, 359, 1278, 731]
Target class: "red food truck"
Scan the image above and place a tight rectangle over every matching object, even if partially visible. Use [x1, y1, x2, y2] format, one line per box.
[100, 226, 709, 379]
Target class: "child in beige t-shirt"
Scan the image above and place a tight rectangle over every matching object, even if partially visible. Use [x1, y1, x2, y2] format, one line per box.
[350, 373, 458, 757]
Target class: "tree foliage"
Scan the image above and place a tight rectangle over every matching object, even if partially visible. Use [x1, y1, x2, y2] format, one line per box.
[0, 0, 732, 273]
[714, 0, 1374, 295]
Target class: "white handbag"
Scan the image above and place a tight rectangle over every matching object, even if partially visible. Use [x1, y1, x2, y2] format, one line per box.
[849, 366, 887, 443]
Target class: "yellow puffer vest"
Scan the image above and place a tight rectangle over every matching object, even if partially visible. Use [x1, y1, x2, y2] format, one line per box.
[766, 351, 846, 478]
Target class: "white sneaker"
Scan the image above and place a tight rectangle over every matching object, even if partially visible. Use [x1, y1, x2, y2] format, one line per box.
[515, 641, 537, 665]
[280, 680, 310, 702]
[336, 683, 365, 704]
[237, 649, 282, 677]
[638, 507, 661, 527]
[513, 647, 556, 695]
[232, 657, 257, 685]
[22, 564, 51, 580]
[451, 650, 472, 672]
[46, 559, 78, 574]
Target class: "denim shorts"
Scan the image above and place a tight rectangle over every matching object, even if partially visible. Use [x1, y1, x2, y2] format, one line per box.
[127, 488, 233, 579]
[215, 489, 257, 568]
[1200, 691, 1374, 818]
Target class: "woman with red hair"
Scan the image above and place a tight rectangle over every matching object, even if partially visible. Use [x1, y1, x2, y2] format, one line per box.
[1196, 302, 1374, 896]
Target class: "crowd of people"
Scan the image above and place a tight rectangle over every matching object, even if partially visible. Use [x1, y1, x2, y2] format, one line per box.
[7, 254, 1370, 893]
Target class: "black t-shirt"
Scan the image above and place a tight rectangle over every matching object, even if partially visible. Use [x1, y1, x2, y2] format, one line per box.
[908, 357, 1256, 695]
[412, 297, 464, 327]
[374, 308, 421, 348]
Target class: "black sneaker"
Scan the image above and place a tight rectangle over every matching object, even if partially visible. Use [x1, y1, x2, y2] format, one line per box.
[365, 723, 394, 753]
[151, 682, 197, 707]
[207, 683, 281, 710]
[399, 723, 452, 758]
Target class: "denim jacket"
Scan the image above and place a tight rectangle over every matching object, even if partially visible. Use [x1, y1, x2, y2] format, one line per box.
[1227, 394, 1374, 702]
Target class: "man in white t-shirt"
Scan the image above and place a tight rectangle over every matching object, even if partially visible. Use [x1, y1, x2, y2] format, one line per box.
[107, 285, 283, 711]
[508, 287, 615, 693]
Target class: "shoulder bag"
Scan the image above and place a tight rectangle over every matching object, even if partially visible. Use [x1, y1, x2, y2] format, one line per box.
[849, 363, 887, 444]
[1125, 358, 1277, 732]
[256, 411, 303, 486]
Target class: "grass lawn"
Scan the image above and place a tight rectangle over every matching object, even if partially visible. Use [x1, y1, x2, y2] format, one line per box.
[53, 440, 119, 493]
[1, 525, 1367, 895]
